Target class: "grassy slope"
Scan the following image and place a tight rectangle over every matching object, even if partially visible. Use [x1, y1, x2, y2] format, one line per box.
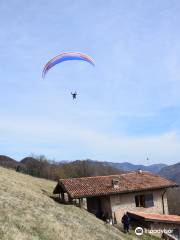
[0, 167, 159, 240]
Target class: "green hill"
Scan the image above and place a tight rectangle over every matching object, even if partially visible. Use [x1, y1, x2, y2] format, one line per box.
[0, 167, 160, 240]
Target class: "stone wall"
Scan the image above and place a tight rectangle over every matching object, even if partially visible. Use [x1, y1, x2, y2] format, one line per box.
[110, 189, 168, 222]
[167, 187, 180, 215]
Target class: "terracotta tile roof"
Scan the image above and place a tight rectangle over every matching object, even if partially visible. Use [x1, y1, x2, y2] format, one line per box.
[53, 171, 178, 198]
[128, 211, 180, 224]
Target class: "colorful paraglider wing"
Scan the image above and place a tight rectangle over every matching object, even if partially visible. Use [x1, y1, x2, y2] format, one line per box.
[42, 52, 95, 78]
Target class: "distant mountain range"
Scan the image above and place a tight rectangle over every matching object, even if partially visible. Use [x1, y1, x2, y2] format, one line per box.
[100, 161, 167, 174]
[103, 161, 180, 184]
[159, 162, 180, 184]
[0, 154, 179, 184]
[0, 155, 168, 174]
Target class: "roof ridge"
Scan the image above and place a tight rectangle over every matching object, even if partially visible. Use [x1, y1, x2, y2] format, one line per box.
[59, 171, 157, 181]
[59, 174, 121, 181]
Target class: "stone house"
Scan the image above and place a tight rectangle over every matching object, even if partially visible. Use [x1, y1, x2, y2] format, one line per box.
[53, 171, 178, 223]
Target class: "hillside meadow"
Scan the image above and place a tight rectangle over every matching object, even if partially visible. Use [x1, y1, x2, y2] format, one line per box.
[0, 167, 160, 240]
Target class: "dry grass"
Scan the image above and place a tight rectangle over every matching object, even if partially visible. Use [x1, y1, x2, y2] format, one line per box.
[0, 167, 123, 240]
[0, 167, 160, 240]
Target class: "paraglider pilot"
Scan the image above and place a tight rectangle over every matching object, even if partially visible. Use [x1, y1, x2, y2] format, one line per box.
[71, 92, 77, 100]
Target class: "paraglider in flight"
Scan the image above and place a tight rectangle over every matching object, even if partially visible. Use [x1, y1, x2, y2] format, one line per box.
[42, 52, 95, 78]
[71, 92, 77, 100]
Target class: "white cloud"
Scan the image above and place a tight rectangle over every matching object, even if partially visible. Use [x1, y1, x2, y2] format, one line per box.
[0, 115, 180, 164]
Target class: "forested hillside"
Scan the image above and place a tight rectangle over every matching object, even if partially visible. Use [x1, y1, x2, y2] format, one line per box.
[0, 155, 123, 180]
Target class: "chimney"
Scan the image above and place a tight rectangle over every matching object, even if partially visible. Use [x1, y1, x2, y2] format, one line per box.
[112, 178, 119, 189]
[137, 169, 142, 174]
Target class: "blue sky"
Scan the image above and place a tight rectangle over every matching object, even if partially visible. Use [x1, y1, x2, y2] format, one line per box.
[1, 0, 180, 164]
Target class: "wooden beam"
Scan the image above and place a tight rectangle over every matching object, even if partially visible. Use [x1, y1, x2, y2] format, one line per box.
[79, 198, 83, 208]
[61, 192, 65, 202]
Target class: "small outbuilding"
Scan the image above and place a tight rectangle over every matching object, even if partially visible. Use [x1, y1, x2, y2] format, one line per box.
[128, 211, 180, 239]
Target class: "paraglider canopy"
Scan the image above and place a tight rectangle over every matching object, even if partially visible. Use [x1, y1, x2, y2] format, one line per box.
[42, 52, 95, 78]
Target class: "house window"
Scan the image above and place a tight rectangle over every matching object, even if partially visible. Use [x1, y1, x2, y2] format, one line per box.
[135, 193, 154, 208]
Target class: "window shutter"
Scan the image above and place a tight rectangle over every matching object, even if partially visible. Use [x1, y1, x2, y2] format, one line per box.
[144, 194, 154, 208]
